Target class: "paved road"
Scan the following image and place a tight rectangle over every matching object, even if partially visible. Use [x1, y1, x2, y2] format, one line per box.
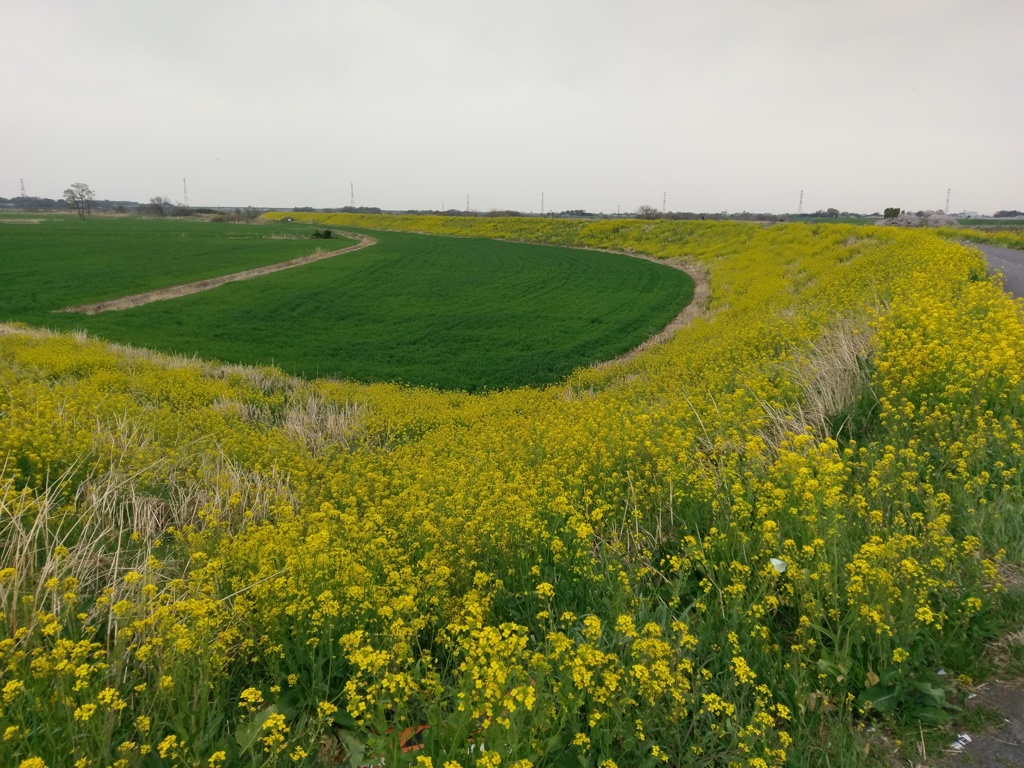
[974, 243, 1024, 298]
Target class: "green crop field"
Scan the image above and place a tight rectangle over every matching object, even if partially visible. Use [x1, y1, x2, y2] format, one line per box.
[0, 216, 328, 324]
[2, 217, 694, 391]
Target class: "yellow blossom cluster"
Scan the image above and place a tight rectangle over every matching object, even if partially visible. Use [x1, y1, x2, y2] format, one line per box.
[1, 214, 1019, 766]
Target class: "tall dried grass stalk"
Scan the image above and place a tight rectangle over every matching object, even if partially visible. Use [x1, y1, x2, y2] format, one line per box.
[759, 314, 877, 446]
[0, 447, 292, 640]
[283, 394, 367, 453]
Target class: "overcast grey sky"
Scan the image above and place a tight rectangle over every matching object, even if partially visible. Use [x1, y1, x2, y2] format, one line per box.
[2, 0, 1021, 214]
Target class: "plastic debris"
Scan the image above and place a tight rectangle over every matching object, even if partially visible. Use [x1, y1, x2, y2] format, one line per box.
[949, 733, 972, 750]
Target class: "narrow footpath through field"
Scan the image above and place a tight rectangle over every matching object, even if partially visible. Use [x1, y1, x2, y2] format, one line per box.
[59, 232, 377, 315]
[975, 243, 1024, 298]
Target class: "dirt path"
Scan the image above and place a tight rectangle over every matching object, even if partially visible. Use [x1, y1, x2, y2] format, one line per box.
[58, 232, 377, 315]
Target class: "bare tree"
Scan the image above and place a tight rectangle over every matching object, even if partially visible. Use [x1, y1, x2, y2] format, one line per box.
[63, 183, 96, 219]
[142, 196, 172, 216]
[636, 205, 660, 220]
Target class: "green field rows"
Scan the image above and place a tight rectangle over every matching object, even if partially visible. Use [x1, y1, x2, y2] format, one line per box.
[0, 216, 327, 323]
[1, 217, 694, 391]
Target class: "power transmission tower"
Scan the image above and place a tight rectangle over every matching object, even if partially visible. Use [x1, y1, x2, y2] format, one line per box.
[798, 190, 803, 215]
[946, 188, 951, 214]
[541, 192, 544, 215]
[466, 194, 469, 213]
[663, 192, 666, 213]
[350, 183, 355, 207]
[20, 179, 26, 198]
[182, 178, 189, 207]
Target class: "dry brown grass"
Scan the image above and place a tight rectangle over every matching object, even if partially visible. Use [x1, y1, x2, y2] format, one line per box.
[758, 313, 877, 446]
[0, 444, 292, 640]
[282, 394, 368, 454]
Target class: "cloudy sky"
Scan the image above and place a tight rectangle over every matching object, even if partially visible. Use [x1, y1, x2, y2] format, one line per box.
[2, 0, 1021, 214]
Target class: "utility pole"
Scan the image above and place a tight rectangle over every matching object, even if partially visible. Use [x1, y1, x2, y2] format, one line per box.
[663, 192, 666, 214]
[182, 178, 189, 208]
[541, 192, 544, 215]
[466, 194, 469, 213]
[946, 188, 951, 214]
[798, 190, 803, 215]
[350, 183, 355, 207]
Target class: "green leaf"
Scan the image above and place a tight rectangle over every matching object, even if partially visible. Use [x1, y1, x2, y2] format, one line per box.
[916, 705, 953, 726]
[236, 704, 279, 754]
[332, 708, 358, 730]
[911, 681, 947, 706]
[545, 732, 566, 754]
[336, 728, 368, 768]
[200, 709, 226, 743]
[857, 685, 900, 713]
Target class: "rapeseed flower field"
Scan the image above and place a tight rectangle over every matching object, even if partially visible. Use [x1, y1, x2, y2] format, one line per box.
[937, 226, 1024, 251]
[2, 215, 1022, 767]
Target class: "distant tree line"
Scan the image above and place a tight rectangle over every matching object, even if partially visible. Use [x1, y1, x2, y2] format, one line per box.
[1, 193, 248, 218]
[138, 197, 220, 217]
[4, 195, 1018, 222]
[0, 196, 136, 213]
[292, 206, 383, 215]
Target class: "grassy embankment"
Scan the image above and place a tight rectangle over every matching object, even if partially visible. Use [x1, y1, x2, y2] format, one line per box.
[2, 214, 1024, 768]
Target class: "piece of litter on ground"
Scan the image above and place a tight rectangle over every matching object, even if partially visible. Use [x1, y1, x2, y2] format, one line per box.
[949, 733, 972, 750]
[967, 693, 977, 700]
[937, 668, 947, 676]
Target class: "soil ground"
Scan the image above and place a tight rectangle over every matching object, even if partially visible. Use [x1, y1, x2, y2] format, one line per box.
[949, 680, 1024, 767]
